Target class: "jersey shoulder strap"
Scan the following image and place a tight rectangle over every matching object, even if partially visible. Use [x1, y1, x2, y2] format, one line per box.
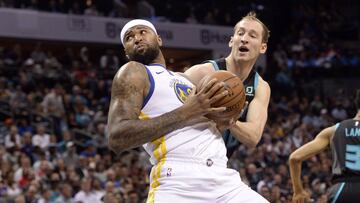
[203, 58, 227, 71]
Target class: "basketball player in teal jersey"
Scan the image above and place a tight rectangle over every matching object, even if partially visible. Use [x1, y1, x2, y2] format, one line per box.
[289, 90, 360, 203]
[108, 19, 268, 202]
[185, 12, 271, 157]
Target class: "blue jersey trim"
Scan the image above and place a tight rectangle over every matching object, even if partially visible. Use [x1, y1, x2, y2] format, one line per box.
[148, 63, 166, 69]
[335, 123, 340, 130]
[332, 182, 345, 203]
[254, 72, 260, 90]
[142, 66, 155, 108]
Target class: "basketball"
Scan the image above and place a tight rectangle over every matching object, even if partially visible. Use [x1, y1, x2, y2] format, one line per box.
[198, 70, 246, 120]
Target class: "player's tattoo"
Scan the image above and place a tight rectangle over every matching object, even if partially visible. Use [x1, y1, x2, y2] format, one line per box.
[108, 63, 191, 154]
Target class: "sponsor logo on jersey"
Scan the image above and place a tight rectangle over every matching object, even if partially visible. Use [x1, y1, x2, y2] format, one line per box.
[245, 86, 254, 96]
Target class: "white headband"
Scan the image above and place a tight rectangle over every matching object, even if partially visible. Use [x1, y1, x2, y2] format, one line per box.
[120, 19, 157, 45]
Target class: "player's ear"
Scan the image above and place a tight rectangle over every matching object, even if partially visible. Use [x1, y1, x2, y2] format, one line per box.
[157, 35, 163, 47]
[123, 48, 130, 59]
[260, 43, 267, 54]
[229, 36, 233, 48]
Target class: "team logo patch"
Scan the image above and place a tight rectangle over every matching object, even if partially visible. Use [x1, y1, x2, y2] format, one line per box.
[173, 80, 192, 103]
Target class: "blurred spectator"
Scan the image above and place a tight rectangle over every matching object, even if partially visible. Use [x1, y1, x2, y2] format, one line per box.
[4, 125, 21, 149]
[74, 178, 101, 203]
[80, 140, 97, 158]
[38, 188, 52, 203]
[68, 1, 82, 15]
[127, 190, 140, 203]
[246, 163, 262, 190]
[32, 125, 51, 149]
[4, 174, 22, 199]
[93, 122, 108, 149]
[25, 185, 38, 203]
[137, 0, 155, 19]
[14, 195, 26, 203]
[331, 102, 348, 121]
[55, 183, 75, 203]
[80, 47, 90, 65]
[30, 43, 47, 64]
[100, 49, 119, 70]
[84, 4, 99, 16]
[14, 155, 34, 188]
[62, 141, 79, 166]
[17, 118, 34, 135]
[21, 132, 35, 159]
[41, 84, 66, 136]
[57, 130, 73, 153]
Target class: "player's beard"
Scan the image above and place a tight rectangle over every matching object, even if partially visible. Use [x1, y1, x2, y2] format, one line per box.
[127, 45, 160, 65]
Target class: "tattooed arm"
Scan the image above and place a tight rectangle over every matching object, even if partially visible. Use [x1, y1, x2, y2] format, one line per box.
[107, 61, 228, 154]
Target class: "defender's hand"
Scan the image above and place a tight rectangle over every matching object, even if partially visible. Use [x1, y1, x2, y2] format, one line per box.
[292, 190, 312, 203]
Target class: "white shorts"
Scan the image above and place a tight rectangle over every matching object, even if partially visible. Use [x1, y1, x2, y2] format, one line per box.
[146, 157, 269, 203]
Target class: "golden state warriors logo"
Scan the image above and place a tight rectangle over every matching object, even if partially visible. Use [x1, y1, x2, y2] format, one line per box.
[173, 80, 192, 103]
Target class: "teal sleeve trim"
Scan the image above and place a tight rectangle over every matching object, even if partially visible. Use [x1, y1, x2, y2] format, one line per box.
[254, 72, 259, 90]
[204, 60, 219, 71]
[335, 123, 340, 130]
[332, 182, 345, 203]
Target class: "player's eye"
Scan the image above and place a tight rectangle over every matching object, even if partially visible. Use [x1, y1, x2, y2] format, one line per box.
[125, 35, 133, 42]
[238, 31, 244, 36]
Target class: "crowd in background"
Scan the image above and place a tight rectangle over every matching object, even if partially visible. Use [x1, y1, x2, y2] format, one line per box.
[0, 0, 359, 203]
[2, 0, 358, 80]
[0, 0, 261, 25]
[0, 41, 357, 203]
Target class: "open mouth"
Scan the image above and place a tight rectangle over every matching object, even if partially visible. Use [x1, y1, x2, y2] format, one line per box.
[239, 46, 249, 52]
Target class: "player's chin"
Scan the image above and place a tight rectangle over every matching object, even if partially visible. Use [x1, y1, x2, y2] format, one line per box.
[238, 53, 257, 61]
[236, 55, 251, 62]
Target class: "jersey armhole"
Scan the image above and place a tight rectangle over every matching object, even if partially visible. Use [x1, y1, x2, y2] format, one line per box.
[204, 60, 220, 71]
[254, 72, 260, 90]
[142, 66, 155, 108]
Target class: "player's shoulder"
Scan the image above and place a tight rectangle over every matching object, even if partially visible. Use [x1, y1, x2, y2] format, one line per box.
[188, 62, 214, 73]
[338, 119, 357, 127]
[184, 62, 215, 80]
[320, 124, 338, 139]
[119, 61, 146, 74]
[115, 61, 147, 79]
[256, 74, 271, 92]
[112, 61, 148, 85]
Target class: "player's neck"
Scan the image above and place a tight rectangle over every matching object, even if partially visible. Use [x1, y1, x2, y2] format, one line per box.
[225, 56, 256, 81]
[151, 52, 166, 67]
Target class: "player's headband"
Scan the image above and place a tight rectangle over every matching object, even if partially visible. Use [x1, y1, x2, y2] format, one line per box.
[120, 19, 157, 45]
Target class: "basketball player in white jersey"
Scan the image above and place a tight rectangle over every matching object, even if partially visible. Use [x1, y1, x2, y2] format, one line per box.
[107, 19, 268, 203]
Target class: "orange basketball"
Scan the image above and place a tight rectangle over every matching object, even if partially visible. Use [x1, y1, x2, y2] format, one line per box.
[198, 71, 246, 120]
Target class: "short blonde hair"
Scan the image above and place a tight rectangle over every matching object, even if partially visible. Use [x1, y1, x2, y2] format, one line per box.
[235, 11, 270, 43]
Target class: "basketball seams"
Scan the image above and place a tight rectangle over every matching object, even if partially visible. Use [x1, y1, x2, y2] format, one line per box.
[213, 76, 244, 106]
[206, 71, 246, 120]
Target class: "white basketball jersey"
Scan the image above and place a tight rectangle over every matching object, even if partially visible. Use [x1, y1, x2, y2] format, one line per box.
[140, 64, 227, 165]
